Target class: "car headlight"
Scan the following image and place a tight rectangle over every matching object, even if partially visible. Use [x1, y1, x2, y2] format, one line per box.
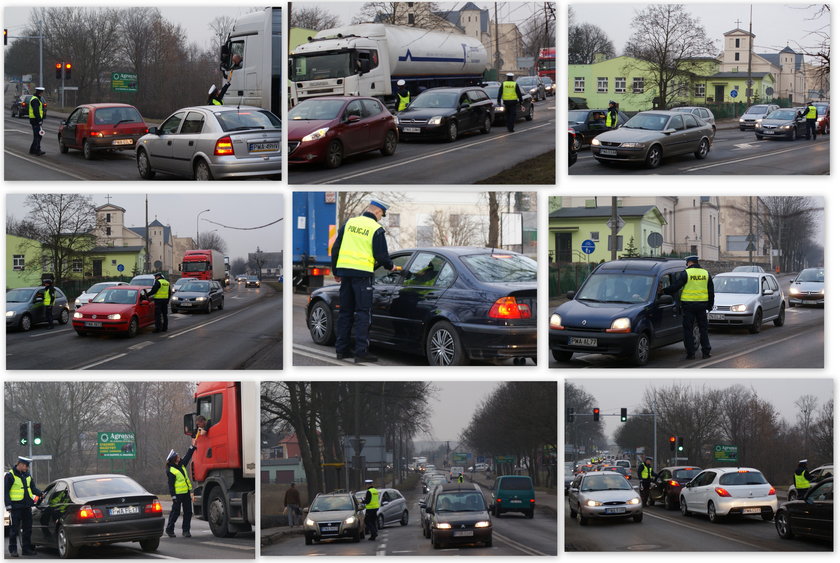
[620, 142, 645, 148]
[435, 522, 452, 529]
[549, 313, 563, 329]
[305, 517, 315, 526]
[789, 287, 800, 295]
[344, 516, 356, 525]
[820, 288, 824, 295]
[591, 138, 601, 146]
[73, 312, 83, 319]
[302, 127, 330, 142]
[171, 296, 180, 301]
[780, 125, 792, 130]
[428, 116, 443, 126]
[730, 304, 748, 312]
[7, 311, 17, 318]
[495, 105, 505, 112]
[584, 499, 602, 507]
[739, 118, 746, 123]
[195, 297, 207, 302]
[474, 521, 491, 528]
[106, 314, 121, 320]
[627, 498, 641, 505]
[607, 317, 631, 333]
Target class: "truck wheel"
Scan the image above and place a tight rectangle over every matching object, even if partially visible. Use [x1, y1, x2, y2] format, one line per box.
[207, 486, 236, 537]
[308, 301, 335, 345]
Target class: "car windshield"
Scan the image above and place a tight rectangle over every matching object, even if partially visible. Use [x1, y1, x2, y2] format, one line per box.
[577, 273, 654, 303]
[766, 109, 798, 120]
[568, 110, 590, 123]
[499, 477, 532, 490]
[623, 113, 669, 130]
[434, 491, 485, 512]
[72, 476, 146, 498]
[91, 288, 138, 304]
[460, 253, 536, 283]
[289, 99, 347, 121]
[719, 471, 768, 486]
[581, 474, 632, 491]
[816, 105, 828, 115]
[410, 91, 458, 109]
[290, 52, 353, 81]
[182, 282, 210, 292]
[214, 109, 280, 131]
[674, 468, 702, 480]
[483, 86, 500, 98]
[86, 282, 119, 294]
[713, 276, 759, 294]
[796, 268, 824, 282]
[130, 277, 155, 286]
[94, 106, 143, 124]
[6, 288, 35, 303]
[310, 495, 354, 512]
[248, 276, 259, 281]
[517, 77, 537, 86]
[746, 105, 769, 114]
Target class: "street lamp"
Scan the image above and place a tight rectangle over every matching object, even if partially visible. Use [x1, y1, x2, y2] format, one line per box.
[196, 209, 210, 248]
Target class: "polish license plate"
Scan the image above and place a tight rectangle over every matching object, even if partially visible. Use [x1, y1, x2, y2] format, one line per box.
[742, 507, 761, 514]
[604, 507, 626, 514]
[708, 313, 725, 320]
[403, 127, 421, 133]
[109, 506, 139, 515]
[112, 139, 133, 145]
[599, 148, 617, 156]
[321, 525, 338, 532]
[569, 337, 597, 347]
[181, 302, 192, 307]
[453, 531, 473, 537]
[510, 499, 522, 504]
[85, 321, 103, 327]
[249, 142, 279, 153]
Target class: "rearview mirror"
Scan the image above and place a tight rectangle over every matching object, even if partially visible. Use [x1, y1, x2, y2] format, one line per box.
[148, 126, 159, 135]
[183, 413, 195, 436]
[347, 115, 361, 123]
[656, 294, 674, 305]
[662, 128, 676, 135]
[566, 290, 576, 300]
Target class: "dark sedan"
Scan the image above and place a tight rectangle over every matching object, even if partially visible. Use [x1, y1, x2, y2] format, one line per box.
[288, 96, 398, 169]
[568, 108, 630, 150]
[397, 87, 494, 142]
[648, 466, 702, 509]
[169, 279, 224, 313]
[754, 108, 807, 140]
[11, 95, 47, 119]
[306, 247, 537, 366]
[482, 84, 534, 124]
[31, 474, 164, 558]
[775, 477, 832, 542]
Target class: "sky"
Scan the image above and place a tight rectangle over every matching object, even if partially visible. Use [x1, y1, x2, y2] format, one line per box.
[570, 2, 829, 62]
[422, 381, 501, 443]
[5, 193, 284, 263]
[566, 377, 834, 444]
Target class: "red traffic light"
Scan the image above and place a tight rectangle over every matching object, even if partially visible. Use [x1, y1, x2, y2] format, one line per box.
[669, 435, 677, 451]
[64, 62, 72, 69]
[55, 62, 62, 69]
[593, 408, 600, 414]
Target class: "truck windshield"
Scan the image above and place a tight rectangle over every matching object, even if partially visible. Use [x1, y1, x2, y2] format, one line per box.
[183, 262, 210, 272]
[291, 52, 353, 81]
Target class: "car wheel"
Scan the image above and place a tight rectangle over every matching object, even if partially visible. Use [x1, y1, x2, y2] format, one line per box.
[432, 532, 442, 549]
[57, 525, 78, 558]
[305, 534, 313, 545]
[572, 136, 582, 151]
[480, 114, 492, 134]
[755, 134, 763, 140]
[526, 509, 534, 519]
[82, 139, 94, 160]
[218, 297, 224, 310]
[381, 130, 397, 156]
[485, 536, 493, 547]
[58, 136, 69, 154]
[788, 491, 797, 502]
[644, 145, 662, 169]
[775, 510, 795, 539]
[707, 501, 721, 523]
[773, 303, 785, 326]
[632, 513, 643, 523]
[552, 350, 573, 362]
[308, 301, 335, 345]
[629, 332, 650, 366]
[680, 497, 691, 517]
[577, 511, 588, 526]
[568, 503, 577, 518]
[353, 526, 361, 542]
[664, 495, 676, 510]
[761, 511, 774, 521]
[127, 316, 139, 338]
[377, 514, 385, 530]
[58, 308, 70, 325]
[446, 120, 458, 142]
[325, 140, 343, 168]
[11, 106, 17, 118]
[19, 313, 32, 332]
[137, 149, 156, 179]
[791, 128, 798, 141]
[748, 308, 763, 334]
[400, 510, 409, 526]
[75, 331, 87, 337]
[426, 320, 467, 366]
[525, 104, 534, 121]
[694, 138, 710, 159]
[205, 299, 213, 314]
[140, 537, 160, 552]
[194, 159, 214, 181]
[207, 486, 235, 537]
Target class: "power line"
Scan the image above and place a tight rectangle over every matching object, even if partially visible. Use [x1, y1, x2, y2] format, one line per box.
[202, 217, 283, 230]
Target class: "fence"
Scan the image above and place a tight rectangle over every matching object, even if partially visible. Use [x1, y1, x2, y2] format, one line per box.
[549, 262, 596, 298]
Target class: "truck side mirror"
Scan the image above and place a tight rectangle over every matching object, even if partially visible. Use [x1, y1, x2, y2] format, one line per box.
[183, 413, 195, 436]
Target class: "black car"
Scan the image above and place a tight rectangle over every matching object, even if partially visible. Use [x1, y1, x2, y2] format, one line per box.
[568, 108, 630, 150]
[397, 87, 494, 142]
[426, 483, 492, 549]
[481, 84, 534, 124]
[306, 247, 537, 366]
[515, 76, 546, 101]
[550, 258, 697, 366]
[245, 275, 261, 288]
[648, 466, 702, 509]
[11, 95, 47, 119]
[568, 128, 578, 166]
[31, 474, 164, 558]
[775, 477, 833, 542]
[169, 279, 224, 313]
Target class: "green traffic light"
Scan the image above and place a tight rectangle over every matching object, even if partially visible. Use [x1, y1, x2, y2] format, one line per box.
[34, 437, 42, 445]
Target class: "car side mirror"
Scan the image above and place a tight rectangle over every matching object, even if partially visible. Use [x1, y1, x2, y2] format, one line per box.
[141, 299, 151, 305]
[418, 501, 426, 508]
[357, 59, 371, 75]
[662, 128, 676, 135]
[425, 506, 433, 514]
[566, 290, 576, 300]
[762, 289, 773, 296]
[459, 102, 470, 110]
[656, 294, 674, 305]
[347, 115, 361, 123]
[148, 126, 159, 135]
[302, 507, 309, 514]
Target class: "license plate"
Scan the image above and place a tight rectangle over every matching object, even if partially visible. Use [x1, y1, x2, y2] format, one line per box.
[510, 499, 522, 504]
[249, 141, 279, 153]
[321, 526, 338, 532]
[109, 506, 139, 516]
[85, 321, 102, 327]
[708, 313, 726, 320]
[453, 531, 473, 537]
[599, 148, 617, 156]
[569, 337, 597, 347]
[181, 302, 192, 307]
[604, 507, 626, 514]
[742, 507, 761, 514]
[403, 127, 421, 133]
[112, 139, 133, 145]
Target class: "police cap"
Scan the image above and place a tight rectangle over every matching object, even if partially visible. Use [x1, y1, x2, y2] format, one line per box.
[35, 86, 45, 92]
[154, 272, 164, 278]
[166, 449, 178, 462]
[370, 200, 389, 217]
[364, 479, 374, 484]
[506, 72, 515, 78]
[208, 84, 217, 95]
[17, 456, 32, 465]
[798, 459, 808, 464]
[685, 255, 699, 264]
[397, 79, 406, 87]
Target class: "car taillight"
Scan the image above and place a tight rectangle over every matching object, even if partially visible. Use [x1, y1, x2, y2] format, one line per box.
[768, 487, 776, 496]
[714, 487, 731, 497]
[91, 131, 103, 137]
[145, 500, 163, 513]
[530, 498, 535, 503]
[311, 267, 331, 276]
[668, 480, 680, 487]
[78, 505, 103, 519]
[214, 136, 234, 156]
[489, 296, 531, 319]
[496, 498, 502, 503]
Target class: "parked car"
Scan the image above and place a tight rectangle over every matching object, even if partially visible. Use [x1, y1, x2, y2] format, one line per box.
[679, 467, 778, 522]
[288, 96, 398, 169]
[6, 286, 70, 331]
[739, 103, 780, 130]
[709, 272, 785, 333]
[306, 247, 537, 366]
[245, 275, 261, 288]
[568, 108, 630, 150]
[490, 475, 535, 518]
[776, 477, 833, 541]
[788, 267, 824, 307]
[136, 105, 281, 180]
[397, 87, 494, 142]
[786, 464, 833, 501]
[58, 103, 148, 159]
[172, 277, 198, 293]
[568, 128, 578, 166]
[814, 102, 830, 134]
[128, 274, 157, 289]
[10, 95, 46, 119]
[648, 466, 702, 510]
[539, 76, 555, 96]
[550, 258, 695, 366]
[672, 106, 716, 135]
[515, 75, 546, 101]
[353, 488, 409, 529]
[74, 281, 129, 309]
[614, 459, 632, 471]
[72, 286, 155, 337]
[426, 483, 492, 549]
[418, 485, 444, 538]
[754, 107, 807, 140]
[732, 265, 765, 273]
[169, 280, 224, 314]
[423, 475, 447, 495]
[591, 110, 714, 169]
[481, 84, 534, 124]
[303, 491, 365, 545]
[568, 471, 643, 525]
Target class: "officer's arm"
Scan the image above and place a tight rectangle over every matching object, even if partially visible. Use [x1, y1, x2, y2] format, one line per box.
[181, 445, 197, 466]
[363, 490, 372, 504]
[167, 469, 177, 497]
[4, 473, 14, 506]
[372, 228, 394, 270]
[663, 271, 687, 295]
[219, 82, 231, 98]
[148, 280, 160, 296]
[330, 225, 346, 271]
[707, 278, 715, 308]
[31, 483, 43, 498]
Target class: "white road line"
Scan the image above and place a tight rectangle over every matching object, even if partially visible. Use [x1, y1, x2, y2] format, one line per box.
[692, 325, 823, 369]
[643, 510, 771, 550]
[682, 144, 814, 172]
[128, 341, 155, 351]
[165, 308, 249, 339]
[390, 550, 414, 553]
[27, 328, 71, 338]
[141, 553, 180, 559]
[4, 148, 89, 180]
[292, 347, 353, 366]
[494, 531, 549, 556]
[78, 353, 127, 370]
[201, 541, 255, 551]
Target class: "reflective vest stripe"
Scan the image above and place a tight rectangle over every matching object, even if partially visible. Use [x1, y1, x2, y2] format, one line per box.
[335, 216, 380, 272]
[805, 105, 817, 119]
[606, 110, 615, 127]
[43, 289, 52, 306]
[170, 465, 192, 494]
[681, 268, 710, 301]
[211, 99, 223, 106]
[9, 473, 33, 501]
[397, 92, 410, 111]
[501, 81, 518, 101]
[28, 97, 43, 119]
[640, 466, 652, 479]
[365, 488, 380, 509]
[794, 469, 810, 489]
[153, 279, 170, 299]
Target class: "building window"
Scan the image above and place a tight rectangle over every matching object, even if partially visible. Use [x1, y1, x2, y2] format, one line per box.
[112, 260, 117, 265]
[735, 38, 740, 48]
[407, 13, 415, 25]
[106, 213, 111, 223]
[694, 83, 705, 97]
[632, 77, 644, 93]
[597, 77, 608, 93]
[590, 232, 600, 241]
[388, 213, 400, 228]
[13, 255, 25, 271]
[72, 259, 83, 273]
[574, 77, 585, 93]
[735, 52, 740, 61]
[106, 226, 111, 236]
[614, 77, 626, 93]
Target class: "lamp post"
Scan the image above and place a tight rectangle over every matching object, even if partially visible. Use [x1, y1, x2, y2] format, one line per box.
[196, 209, 210, 248]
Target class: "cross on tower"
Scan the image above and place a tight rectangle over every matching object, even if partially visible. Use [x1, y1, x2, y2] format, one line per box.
[735, 18, 742, 28]
[105, 194, 112, 203]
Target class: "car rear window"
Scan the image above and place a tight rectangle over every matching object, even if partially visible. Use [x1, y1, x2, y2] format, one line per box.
[130, 277, 155, 286]
[72, 476, 145, 498]
[214, 109, 281, 131]
[674, 468, 702, 480]
[719, 471, 767, 485]
[94, 106, 143, 124]
[499, 477, 533, 490]
[460, 253, 536, 283]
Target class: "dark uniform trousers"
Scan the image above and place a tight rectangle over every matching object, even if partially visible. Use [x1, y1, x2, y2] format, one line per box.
[364, 508, 378, 539]
[44, 304, 54, 329]
[503, 101, 519, 132]
[29, 120, 42, 154]
[166, 492, 193, 534]
[805, 119, 817, 140]
[335, 276, 373, 357]
[154, 299, 169, 331]
[681, 302, 711, 356]
[9, 505, 34, 553]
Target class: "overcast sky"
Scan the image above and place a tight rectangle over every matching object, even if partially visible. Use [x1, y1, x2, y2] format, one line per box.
[5, 193, 283, 263]
[423, 381, 500, 443]
[570, 2, 829, 62]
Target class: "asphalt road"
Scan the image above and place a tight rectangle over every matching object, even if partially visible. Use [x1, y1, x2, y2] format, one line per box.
[288, 98, 557, 185]
[570, 127, 830, 175]
[6, 283, 282, 370]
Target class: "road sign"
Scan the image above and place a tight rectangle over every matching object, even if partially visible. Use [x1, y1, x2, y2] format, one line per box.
[730, 89, 738, 98]
[452, 452, 468, 462]
[117, 264, 124, 272]
[97, 431, 136, 458]
[477, 456, 485, 463]
[606, 216, 625, 230]
[111, 72, 138, 92]
[647, 232, 664, 249]
[713, 444, 738, 462]
[494, 455, 515, 463]
[581, 239, 596, 255]
[30, 454, 52, 461]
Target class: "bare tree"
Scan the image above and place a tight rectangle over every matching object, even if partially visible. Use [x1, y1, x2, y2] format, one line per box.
[425, 210, 482, 247]
[352, 2, 444, 28]
[290, 7, 341, 31]
[568, 22, 615, 64]
[520, 6, 557, 60]
[795, 4, 830, 92]
[811, 399, 833, 461]
[795, 394, 819, 452]
[230, 257, 247, 276]
[197, 231, 228, 254]
[208, 15, 236, 50]
[756, 197, 820, 271]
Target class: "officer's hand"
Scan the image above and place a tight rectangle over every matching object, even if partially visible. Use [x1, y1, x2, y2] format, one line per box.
[172, 496, 177, 502]
[334, 275, 342, 283]
[191, 437, 197, 447]
[5, 505, 11, 511]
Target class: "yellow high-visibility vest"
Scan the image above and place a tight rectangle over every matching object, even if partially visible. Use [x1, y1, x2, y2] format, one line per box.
[606, 110, 615, 128]
[153, 279, 170, 299]
[211, 98, 223, 106]
[28, 96, 44, 119]
[8, 472, 34, 501]
[794, 469, 811, 489]
[681, 267, 710, 302]
[169, 465, 192, 494]
[43, 289, 53, 306]
[365, 487, 380, 509]
[805, 105, 817, 119]
[335, 216, 380, 272]
[501, 81, 518, 101]
[397, 92, 410, 111]
[640, 465, 653, 479]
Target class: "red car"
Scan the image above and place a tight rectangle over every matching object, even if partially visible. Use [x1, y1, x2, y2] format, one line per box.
[72, 286, 155, 337]
[288, 96, 398, 168]
[58, 103, 148, 160]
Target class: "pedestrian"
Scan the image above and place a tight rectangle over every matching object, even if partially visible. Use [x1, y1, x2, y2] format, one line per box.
[283, 483, 301, 527]
[801, 101, 818, 140]
[664, 255, 714, 359]
[40, 279, 56, 330]
[165, 439, 197, 538]
[497, 72, 524, 132]
[457, 473, 464, 484]
[145, 273, 171, 333]
[207, 81, 231, 106]
[362, 479, 379, 541]
[793, 459, 813, 499]
[5, 456, 43, 557]
[637, 456, 657, 505]
[395, 79, 411, 111]
[28, 87, 46, 156]
[606, 100, 619, 130]
[331, 200, 394, 363]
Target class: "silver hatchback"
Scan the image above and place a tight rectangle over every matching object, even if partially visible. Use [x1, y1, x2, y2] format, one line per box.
[709, 272, 785, 333]
[136, 105, 281, 180]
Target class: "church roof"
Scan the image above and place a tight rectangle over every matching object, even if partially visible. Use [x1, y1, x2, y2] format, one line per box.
[723, 28, 755, 37]
[757, 51, 805, 70]
[95, 203, 126, 213]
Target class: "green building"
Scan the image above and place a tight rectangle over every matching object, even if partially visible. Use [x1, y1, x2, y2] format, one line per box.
[6, 234, 44, 289]
[87, 246, 146, 278]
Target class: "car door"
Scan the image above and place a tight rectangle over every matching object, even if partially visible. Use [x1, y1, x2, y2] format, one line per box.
[454, 91, 475, 131]
[211, 281, 223, 307]
[369, 253, 414, 344]
[683, 471, 709, 512]
[468, 89, 490, 129]
[663, 114, 694, 156]
[339, 100, 370, 154]
[760, 275, 781, 319]
[30, 482, 56, 546]
[569, 475, 583, 512]
[33, 481, 70, 547]
[651, 271, 683, 345]
[53, 289, 67, 318]
[362, 99, 391, 150]
[651, 469, 670, 502]
[146, 111, 185, 173]
[136, 290, 155, 326]
[170, 110, 206, 178]
[805, 480, 833, 538]
[387, 252, 452, 349]
[61, 107, 87, 149]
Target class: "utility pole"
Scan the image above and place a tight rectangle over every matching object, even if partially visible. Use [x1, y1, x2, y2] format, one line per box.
[494, 3, 502, 73]
[746, 6, 753, 102]
[144, 196, 150, 273]
[610, 196, 619, 260]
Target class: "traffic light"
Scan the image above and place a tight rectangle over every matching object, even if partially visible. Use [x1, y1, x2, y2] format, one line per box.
[64, 62, 72, 80]
[620, 407, 627, 422]
[33, 423, 42, 446]
[55, 62, 62, 79]
[669, 435, 676, 451]
[4, 29, 8, 46]
[19, 422, 28, 446]
[592, 408, 600, 422]
[676, 436, 684, 453]
[566, 407, 574, 423]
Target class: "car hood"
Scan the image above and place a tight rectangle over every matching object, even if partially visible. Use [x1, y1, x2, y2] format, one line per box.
[760, 117, 797, 126]
[554, 298, 646, 329]
[76, 303, 138, 315]
[77, 292, 97, 302]
[594, 128, 666, 143]
[398, 106, 458, 120]
[579, 489, 639, 503]
[173, 291, 211, 299]
[790, 280, 823, 291]
[713, 293, 760, 306]
[6, 302, 34, 313]
[307, 509, 357, 522]
[434, 511, 490, 525]
[288, 119, 336, 140]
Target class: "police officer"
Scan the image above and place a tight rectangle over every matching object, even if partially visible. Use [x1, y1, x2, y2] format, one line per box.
[457, 473, 464, 484]
[606, 100, 619, 130]
[801, 101, 818, 140]
[362, 479, 379, 541]
[5, 456, 43, 557]
[497, 72, 524, 132]
[331, 200, 394, 363]
[793, 459, 813, 499]
[165, 439, 197, 538]
[146, 273, 171, 333]
[664, 255, 715, 359]
[637, 457, 657, 505]
[395, 79, 410, 111]
[41, 279, 56, 330]
[28, 87, 46, 156]
[207, 81, 231, 106]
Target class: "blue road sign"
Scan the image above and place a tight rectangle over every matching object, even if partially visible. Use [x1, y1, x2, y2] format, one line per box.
[730, 89, 738, 98]
[581, 239, 596, 254]
[477, 456, 485, 463]
[117, 264, 125, 272]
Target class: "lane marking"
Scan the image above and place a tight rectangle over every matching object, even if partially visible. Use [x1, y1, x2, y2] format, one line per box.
[78, 353, 127, 370]
[692, 325, 823, 369]
[292, 348, 351, 366]
[4, 148, 89, 180]
[128, 341, 155, 351]
[165, 308, 250, 339]
[142, 553, 179, 559]
[494, 531, 550, 556]
[26, 328, 72, 338]
[682, 144, 824, 172]
[202, 541, 255, 551]
[643, 510, 772, 550]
